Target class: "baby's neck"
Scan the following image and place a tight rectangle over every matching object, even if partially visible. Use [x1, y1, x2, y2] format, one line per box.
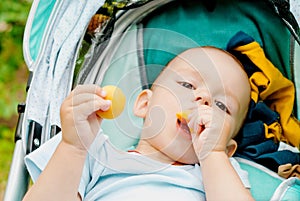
[135, 140, 178, 165]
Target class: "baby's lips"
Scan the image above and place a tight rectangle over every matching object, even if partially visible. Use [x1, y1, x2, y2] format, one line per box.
[176, 110, 194, 132]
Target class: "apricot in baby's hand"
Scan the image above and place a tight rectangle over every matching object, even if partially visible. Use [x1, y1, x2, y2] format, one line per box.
[96, 85, 126, 119]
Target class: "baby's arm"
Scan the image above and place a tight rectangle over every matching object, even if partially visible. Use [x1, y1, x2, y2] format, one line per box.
[23, 85, 110, 201]
[200, 152, 253, 201]
[189, 106, 254, 201]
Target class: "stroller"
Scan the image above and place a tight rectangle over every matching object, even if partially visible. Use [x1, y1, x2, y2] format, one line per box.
[4, 0, 300, 200]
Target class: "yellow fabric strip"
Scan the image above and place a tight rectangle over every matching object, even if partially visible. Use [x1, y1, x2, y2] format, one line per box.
[234, 41, 300, 148]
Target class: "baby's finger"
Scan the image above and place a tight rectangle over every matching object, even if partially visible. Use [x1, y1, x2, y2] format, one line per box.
[188, 107, 212, 135]
[72, 98, 111, 119]
[71, 84, 106, 98]
[71, 93, 106, 107]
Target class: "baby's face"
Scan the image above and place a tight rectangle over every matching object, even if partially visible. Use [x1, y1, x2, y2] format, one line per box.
[140, 47, 250, 164]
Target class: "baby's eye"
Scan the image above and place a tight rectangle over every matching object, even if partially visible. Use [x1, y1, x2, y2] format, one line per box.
[179, 82, 195, 90]
[215, 100, 230, 114]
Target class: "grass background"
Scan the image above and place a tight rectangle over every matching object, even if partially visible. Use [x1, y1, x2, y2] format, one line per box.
[0, 0, 32, 199]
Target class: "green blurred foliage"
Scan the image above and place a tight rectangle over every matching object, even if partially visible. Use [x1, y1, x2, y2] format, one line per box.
[0, 0, 32, 197]
[0, 126, 14, 197]
[0, 0, 31, 120]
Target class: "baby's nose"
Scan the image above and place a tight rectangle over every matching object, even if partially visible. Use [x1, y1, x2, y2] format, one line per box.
[195, 90, 211, 106]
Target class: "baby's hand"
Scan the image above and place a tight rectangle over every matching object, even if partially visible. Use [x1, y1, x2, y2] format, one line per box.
[60, 85, 111, 151]
[188, 105, 233, 161]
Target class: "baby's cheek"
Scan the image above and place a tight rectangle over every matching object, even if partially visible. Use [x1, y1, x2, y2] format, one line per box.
[142, 105, 167, 139]
[223, 116, 236, 141]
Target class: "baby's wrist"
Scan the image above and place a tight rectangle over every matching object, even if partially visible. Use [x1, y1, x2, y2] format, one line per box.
[198, 150, 228, 164]
[59, 140, 89, 158]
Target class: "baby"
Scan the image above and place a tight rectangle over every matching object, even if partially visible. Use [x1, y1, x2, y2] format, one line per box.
[23, 46, 254, 201]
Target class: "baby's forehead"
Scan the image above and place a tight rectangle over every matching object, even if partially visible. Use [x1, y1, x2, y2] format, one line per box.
[165, 50, 218, 76]
[163, 60, 202, 80]
[168, 47, 243, 74]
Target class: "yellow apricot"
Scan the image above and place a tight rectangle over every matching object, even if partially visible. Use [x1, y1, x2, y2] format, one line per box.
[176, 110, 192, 121]
[96, 85, 126, 119]
[176, 110, 193, 133]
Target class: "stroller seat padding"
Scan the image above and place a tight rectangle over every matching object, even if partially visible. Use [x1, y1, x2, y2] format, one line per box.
[142, 0, 292, 85]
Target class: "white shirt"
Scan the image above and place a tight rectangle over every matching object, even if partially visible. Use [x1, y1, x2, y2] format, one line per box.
[25, 131, 250, 201]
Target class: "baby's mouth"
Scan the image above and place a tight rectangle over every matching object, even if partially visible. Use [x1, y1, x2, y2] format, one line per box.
[177, 117, 191, 135]
[176, 112, 192, 136]
[176, 111, 205, 136]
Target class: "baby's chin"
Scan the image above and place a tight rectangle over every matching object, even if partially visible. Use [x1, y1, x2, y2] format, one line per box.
[176, 159, 199, 166]
[173, 151, 199, 165]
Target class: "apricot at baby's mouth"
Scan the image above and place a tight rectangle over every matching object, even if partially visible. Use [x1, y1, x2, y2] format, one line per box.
[176, 116, 191, 136]
[176, 112, 191, 136]
[176, 111, 205, 136]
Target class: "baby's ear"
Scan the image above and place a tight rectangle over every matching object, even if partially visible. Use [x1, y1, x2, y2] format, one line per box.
[133, 89, 152, 118]
[226, 139, 238, 157]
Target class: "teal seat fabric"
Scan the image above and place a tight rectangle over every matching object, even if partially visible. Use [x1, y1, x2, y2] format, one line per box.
[27, 0, 56, 62]
[237, 157, 300, 201]
[238, 158, 284, 200]
[142, 0, 291, 86]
